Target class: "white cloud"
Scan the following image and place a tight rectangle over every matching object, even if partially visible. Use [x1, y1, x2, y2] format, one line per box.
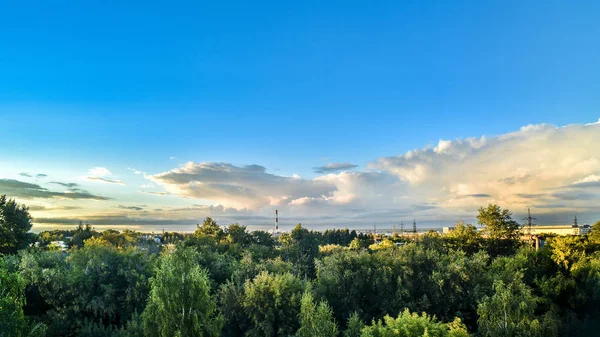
[149, 162, 337, 209]
[127, 167, 145, 175]
[574, 174, 600, 184]
[89, 167, 112, 177]
[371, 121, 600, 218]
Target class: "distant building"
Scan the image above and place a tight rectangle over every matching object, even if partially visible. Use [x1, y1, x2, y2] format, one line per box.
[526, 224, 591, 236]
[49, 241, 68, 251]
[141, 234, 162, 244]
[443, 224, 590, 236]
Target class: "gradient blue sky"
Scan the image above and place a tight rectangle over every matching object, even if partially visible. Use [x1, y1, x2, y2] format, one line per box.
[1, 1, 599, 231]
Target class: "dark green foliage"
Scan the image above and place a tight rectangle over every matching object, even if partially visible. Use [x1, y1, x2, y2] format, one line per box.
[344, 312, 365, 337]
[0, 195, 34, 254]
[0, 256, 46, 337]
[69, 221, 97, 248]
[4, 202, 600, 337]
[296, 290, 338, 337]
[19, 238, 154, 336]
[242, 271, 307, 337]
[142, 247, 223, 337]
[280, 224, 320, 278]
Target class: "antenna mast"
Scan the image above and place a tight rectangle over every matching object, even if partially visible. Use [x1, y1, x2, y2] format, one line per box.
[522, 208, 536, 245]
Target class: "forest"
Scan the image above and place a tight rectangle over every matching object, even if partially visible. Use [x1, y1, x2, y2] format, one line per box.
[1, 194, 600, 337]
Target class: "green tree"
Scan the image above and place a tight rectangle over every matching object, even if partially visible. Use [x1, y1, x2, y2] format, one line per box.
[242, 271, 306, 337]
[142, 247, 223, 337]
[477, 204, 520, 241]
[194, 217, 225, 242]
[0, 195, 34, 254]
[281, 224, 320, 278]
[477, 277, 549, 337]
[477, 204, 521, 256]
[343, 312, 364, 337]
[0, 257, 46, 337]
[361, 309, 469, 337]
[69, 221, 95, 248]
[225, 223, 251, 246]
[68, 237, 153, 329]
[296, 291, 339, 337]
[587, 220, 600, 243]
[445, 221, 482, 254]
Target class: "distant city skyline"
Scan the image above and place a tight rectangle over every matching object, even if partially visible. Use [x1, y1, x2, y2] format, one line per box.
[1, 1, 599, 231]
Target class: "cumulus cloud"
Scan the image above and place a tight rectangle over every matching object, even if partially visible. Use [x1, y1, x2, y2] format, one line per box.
[89, 167, 111, 177]
[84, 167, 125, 185]
[313, 163, 359, 173]
[149, 162, 336, 209]
[0, 179, 110, 200]
[371, 121, 600, 221]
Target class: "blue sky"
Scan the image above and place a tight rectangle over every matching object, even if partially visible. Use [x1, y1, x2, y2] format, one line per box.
[1, 1, 599, 231]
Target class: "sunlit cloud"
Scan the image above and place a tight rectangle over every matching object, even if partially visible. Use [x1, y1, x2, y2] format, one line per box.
[89, 167, 112, 177]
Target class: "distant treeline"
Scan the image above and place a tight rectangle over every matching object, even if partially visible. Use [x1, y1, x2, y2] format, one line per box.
[2, 194, 600, 337]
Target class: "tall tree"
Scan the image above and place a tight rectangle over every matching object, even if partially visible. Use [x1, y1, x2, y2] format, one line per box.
[0, 195, 34, 254]
[477, 204, 520, 241]
[445, 221, 482, 254]
[343, 312, 364, 337]
[296, 291, 338, 337]
[69, 221, 95, 248]
[242, 271, 306, 337]
[142, 247, 223, 337]
[194, 217, 225, 242]
[281, 224, 320, 278]
[477, 278, 550, 337]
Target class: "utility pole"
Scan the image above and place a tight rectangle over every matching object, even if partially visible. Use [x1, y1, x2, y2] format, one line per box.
[523, 208, 536, 246]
